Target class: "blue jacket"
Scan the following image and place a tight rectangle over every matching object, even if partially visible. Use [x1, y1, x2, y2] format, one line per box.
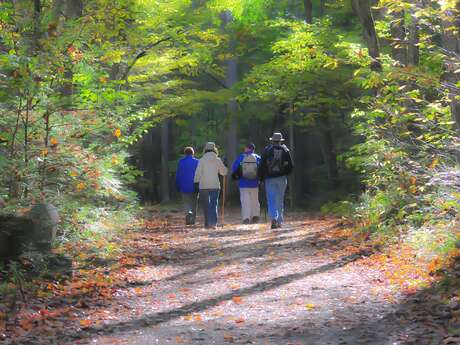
[231, 152, 261, 189]
[175, 155, 199, 193]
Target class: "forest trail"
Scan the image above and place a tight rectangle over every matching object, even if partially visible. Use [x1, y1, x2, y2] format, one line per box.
[5, 213, 447, 345]
[78, 213, 435, 345]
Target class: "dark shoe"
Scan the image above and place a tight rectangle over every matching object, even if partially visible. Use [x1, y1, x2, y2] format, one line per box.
[185, 212, 193, 225]
[243, 218, 250, 225]
[271, 220, 278, 229]
[277, 221, 282, 228]
[251, 216, 260, 224]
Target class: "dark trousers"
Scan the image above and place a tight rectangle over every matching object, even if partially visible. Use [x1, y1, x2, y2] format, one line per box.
[182, 192, 198, 224]
[199, 189, 220, 227]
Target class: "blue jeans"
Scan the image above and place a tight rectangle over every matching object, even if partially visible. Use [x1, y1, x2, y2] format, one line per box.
[182, 193, 198, 223]
[199, 189, 220, 227]
[265, 176, 287, 223]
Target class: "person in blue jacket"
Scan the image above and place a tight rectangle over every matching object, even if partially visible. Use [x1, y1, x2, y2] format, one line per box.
[231, 143, 261, 224]
[175, 147, 199, 225]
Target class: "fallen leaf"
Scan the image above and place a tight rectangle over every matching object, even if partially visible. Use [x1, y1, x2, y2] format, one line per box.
[223, 334, 234, 342]
[19, 319, 34, 331]
[232, 296, 243, 304]
[305, 303, 315, 310]
[79, 319, 92, 328]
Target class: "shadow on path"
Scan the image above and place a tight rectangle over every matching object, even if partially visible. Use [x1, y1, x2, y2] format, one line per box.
[75, 248, 373, 340]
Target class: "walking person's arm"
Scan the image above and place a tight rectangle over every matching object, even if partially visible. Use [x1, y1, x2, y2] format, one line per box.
[284, 149, 294, 175]
[218, 158, 228, 176]
[194, 160, 202, 185]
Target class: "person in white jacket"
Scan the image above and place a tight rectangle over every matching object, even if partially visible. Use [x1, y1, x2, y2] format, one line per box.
[194, 142, 228, 229]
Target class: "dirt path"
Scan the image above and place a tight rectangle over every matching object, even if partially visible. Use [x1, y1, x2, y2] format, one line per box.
[5, 213, 448, 345]
[74, 214, 430, 345]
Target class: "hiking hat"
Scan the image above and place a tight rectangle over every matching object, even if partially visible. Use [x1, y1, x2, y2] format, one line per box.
[204, 142, 217, 153]
[269, 132, 285, 142]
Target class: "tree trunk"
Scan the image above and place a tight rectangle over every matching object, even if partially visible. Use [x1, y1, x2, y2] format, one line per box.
[351, 0, 382, 71]
[407, 2, 420, 66]
[319, 0, 325, 16]
[319, 117, 339, 188]
[390, 9, 407, 65]
[288, 110, 296, 207]
[441, 1, 460, 138]
[160, 120, 170, 202]
[304, 0, 313, 24]
[221, 11, 238, 200]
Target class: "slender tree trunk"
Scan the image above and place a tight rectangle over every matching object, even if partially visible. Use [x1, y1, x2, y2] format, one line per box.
[319, 117, 339, 188]
[22, 97, 32, 199]
[351, 0, 382, 71]
[304, 0, 313, 24]
[288, 109, 296, 207]
[390, 9, 407, 65]
[160, 120, 170, 202]
[407, 2, 420, 66]
[441, 1, 460, 138]
[319, 0, 325, 16]
[221, 10, 238, 200]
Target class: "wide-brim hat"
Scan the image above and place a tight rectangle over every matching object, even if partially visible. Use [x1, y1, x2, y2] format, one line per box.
[204, 141, 217, 152]
[269, 132, 285, 142]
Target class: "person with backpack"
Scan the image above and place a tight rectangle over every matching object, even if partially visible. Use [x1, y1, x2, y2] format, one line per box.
[231, 143, 261, 224]
[194, 142, 228, 229]
[259, 132, 294, 229]
[175, 147, 199, 225]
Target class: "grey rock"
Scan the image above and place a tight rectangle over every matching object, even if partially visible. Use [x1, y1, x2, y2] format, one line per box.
[29, 203, 60, 251]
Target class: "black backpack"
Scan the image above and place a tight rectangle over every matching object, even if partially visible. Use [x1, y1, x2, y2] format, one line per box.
[266, 146, 287, 175]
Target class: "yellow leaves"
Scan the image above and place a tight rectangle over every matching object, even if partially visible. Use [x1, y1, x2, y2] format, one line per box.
[113, 128, 121, 138]
[111, 155, 120, 165]
[305, 303, 316, 311]
[428, 158, 439, 170]
[70, 170, 78, 177]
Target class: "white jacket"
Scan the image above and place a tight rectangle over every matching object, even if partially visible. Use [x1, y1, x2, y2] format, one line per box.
[194, 152, 228, 190]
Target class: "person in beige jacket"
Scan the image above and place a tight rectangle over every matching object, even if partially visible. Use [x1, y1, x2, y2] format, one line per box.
[194, 142, 228, 228]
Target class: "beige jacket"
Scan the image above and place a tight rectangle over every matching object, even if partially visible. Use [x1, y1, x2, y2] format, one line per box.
[194, 152, 228, 190]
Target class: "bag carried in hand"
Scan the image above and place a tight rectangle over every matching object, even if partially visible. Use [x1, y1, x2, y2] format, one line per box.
[241, 154, 258, 179]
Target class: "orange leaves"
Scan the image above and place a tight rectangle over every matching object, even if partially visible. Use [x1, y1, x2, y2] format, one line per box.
[232, 296, 243, 304]
[79, 319, 92, 328]
[50, 137, 59, 146]
[19, 319, 34, 332]
[76, 181, 86, 192]
[183, 314, 203, 322]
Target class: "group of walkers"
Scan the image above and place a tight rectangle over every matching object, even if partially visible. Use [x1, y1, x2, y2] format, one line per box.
[175, 132, 294, 229]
